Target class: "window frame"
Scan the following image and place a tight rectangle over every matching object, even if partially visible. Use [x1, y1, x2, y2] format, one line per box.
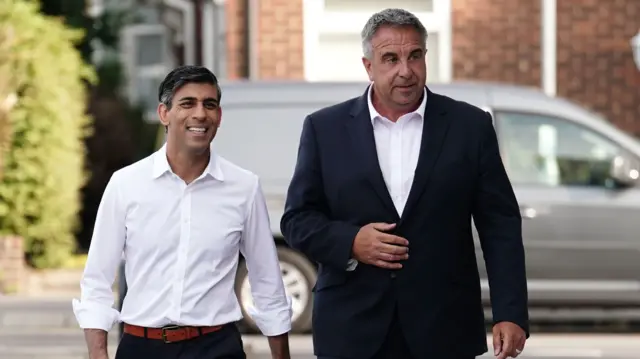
[493, 109, 639, 189]
[302, 0, 452, 82]
[121, 24, 172, 121]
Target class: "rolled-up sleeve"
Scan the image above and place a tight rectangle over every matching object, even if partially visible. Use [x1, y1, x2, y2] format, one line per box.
[240, 178, 292, 336]
[71, 171, 126, 332]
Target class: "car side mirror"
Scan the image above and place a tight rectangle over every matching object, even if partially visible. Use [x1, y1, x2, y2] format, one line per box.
[609, 155, 640, 187]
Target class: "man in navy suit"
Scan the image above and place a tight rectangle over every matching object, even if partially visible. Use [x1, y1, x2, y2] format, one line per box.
[281, 8, 529, 359]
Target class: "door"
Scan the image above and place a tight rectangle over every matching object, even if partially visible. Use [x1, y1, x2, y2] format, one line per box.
[494, 111, 640, 306]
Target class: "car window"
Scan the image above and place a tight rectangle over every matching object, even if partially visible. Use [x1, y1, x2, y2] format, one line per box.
[496, 112, 622, 188]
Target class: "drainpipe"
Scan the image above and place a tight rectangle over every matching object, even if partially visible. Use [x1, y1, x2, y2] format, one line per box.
[246, 0, 259, 79]
[193, 0, 204, 65]
[541, 0, 557, 96]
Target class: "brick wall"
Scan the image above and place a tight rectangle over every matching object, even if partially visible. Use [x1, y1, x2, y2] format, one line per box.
[452, 0, 542, 87]
[224, 0, 304, 80]
[256, 0, 304, 79]
[556, 1, 640, 136]
[225, 0, 248, 79]
[0, 236, 24, 293]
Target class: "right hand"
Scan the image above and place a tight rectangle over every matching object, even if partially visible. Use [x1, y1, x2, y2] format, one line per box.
[352, 223, 409, 269]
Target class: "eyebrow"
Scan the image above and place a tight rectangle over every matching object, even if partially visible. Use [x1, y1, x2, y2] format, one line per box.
[178, 96, 218, 104]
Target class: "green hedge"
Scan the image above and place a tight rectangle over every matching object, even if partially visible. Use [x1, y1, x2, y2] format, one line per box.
[0, 0, 95, 268]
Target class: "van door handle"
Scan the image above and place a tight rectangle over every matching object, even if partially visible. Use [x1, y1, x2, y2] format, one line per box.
[519, 205, 537, 219]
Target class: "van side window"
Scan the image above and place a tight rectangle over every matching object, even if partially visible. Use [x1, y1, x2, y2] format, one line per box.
[496, 112, 623, 188]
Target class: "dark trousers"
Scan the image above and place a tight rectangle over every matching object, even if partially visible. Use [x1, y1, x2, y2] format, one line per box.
[115, 324, 246, 359]
[318, 312, 476, 359]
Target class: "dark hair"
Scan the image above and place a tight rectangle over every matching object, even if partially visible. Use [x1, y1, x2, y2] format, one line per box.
[157, 65, 222, 108]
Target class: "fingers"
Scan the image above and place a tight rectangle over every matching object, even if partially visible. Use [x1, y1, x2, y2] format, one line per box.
[492, 322, 526, 358]
[376, 252, 408, 263]
[360, 223, 408, 269]
[497, 331, 512, 359]
[496, 333, 525, 359]
[370, 222, 396, 231]
[372, 259, 402, 270]
[513, 333, 526, 357]
[377, 243, 408, 259]
[377, 233, 409, 246]
[492, 327, 502, 357]
[517, 334, 526, 352]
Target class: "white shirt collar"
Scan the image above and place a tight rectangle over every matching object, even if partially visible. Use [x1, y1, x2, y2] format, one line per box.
[367, 83, 428, 124]
[152, 143, 224, 181]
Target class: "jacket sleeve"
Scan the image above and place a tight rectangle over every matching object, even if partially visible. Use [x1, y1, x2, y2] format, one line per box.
[472, 111, 530, 337]
[280, 115, 361, 271]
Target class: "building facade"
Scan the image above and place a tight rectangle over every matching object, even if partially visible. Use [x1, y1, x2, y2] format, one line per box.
[115, 0, 640, 136]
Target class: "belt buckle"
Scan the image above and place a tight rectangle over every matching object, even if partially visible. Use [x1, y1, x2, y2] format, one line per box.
[161, 325, 182, 343]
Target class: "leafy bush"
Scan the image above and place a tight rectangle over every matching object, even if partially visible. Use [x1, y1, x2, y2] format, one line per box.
[0, 0, 95, 268]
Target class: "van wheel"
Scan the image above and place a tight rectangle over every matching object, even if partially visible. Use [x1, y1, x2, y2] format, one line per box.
[235, 246, 316, 334]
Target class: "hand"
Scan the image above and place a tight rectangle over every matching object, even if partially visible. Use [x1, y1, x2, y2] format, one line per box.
[352, 223, 409, 269]
[492, 321, 526, 358]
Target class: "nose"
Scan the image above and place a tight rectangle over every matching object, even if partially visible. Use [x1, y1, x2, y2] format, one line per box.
[398, 59, 413, 78]
[192, 103, 206, 120]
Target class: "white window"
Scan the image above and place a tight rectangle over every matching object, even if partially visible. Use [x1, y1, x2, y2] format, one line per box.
[121, 24, 172, 121]
[303, 0, 451, 83]
[119, 0, 196, 122]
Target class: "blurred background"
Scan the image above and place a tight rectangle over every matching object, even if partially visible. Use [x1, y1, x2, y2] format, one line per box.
[0, 0, 639, 358]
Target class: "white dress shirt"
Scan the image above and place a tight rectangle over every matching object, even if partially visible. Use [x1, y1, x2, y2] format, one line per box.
[368, 85, 427, 216]
[347, 85, 427, 271]
[72, 145, 291, 336]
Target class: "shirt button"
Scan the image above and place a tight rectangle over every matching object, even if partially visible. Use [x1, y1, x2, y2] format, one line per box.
[390, 273, 397, 279]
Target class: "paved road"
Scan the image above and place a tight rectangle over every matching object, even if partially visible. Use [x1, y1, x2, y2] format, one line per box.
[2, 329, 640, 359]
[2, 297, 640, 359]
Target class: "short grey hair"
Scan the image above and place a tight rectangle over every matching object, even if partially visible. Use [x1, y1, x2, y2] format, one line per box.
[361, 8, 428, 59]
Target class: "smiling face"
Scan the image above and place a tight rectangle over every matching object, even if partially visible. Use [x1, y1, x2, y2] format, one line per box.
[158, 82, 221, 155]
[362, 25, 426, 115]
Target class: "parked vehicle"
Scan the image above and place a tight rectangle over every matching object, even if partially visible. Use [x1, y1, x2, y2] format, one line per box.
[118, 80, 640, 335]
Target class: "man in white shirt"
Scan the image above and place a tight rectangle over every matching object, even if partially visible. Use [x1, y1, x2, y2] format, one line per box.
[73, 65, 292, 359]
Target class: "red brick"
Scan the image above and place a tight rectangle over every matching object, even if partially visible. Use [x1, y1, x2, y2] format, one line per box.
[452, 0, 542, 87]
[556, 0, 640, 136]
[225, 0, 249, 79]
[256, 0, 304, 79]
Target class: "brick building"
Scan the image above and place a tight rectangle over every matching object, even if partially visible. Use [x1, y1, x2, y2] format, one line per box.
[115, 0, 640, 135]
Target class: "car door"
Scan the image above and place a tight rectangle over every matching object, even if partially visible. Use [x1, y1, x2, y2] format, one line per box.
[493, 111, 640, 307]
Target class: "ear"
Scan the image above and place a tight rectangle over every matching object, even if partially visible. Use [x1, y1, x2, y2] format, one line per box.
[158, 103, 170, 127]
[217, 107, 222, 127]
[362, 56, 374, 82]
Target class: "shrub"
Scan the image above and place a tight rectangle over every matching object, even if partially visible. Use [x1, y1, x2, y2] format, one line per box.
[0, 0, 95, 268]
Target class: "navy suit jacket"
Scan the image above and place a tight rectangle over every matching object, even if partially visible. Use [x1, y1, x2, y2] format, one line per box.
[280, 86, 529, 358]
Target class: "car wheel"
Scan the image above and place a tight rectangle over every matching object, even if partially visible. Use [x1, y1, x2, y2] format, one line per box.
[235, 246, 316, 334]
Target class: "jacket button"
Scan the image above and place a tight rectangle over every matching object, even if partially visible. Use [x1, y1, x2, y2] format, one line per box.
[390, 273, 397, 279]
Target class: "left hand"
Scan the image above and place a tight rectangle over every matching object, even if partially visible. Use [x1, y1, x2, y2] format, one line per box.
[492, 321, 526, 358]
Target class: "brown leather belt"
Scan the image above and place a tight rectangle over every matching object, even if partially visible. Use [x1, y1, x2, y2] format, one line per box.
[124, 323, 223, 343]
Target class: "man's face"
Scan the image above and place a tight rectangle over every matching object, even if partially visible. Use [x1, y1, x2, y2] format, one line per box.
[362, 25, 427, 110]
[158, 82, 221, 154]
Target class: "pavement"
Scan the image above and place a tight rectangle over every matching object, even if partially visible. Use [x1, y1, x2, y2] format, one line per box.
[2, 296, 640, 359]
[3, 329, 640, 359]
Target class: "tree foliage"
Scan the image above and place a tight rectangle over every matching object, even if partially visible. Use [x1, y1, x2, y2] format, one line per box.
[0, 0, 95, 268]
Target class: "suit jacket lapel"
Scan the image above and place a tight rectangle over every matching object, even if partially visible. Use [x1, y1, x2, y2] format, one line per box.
[345, 86, 399, 219]
[400, 88, 450, 223]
